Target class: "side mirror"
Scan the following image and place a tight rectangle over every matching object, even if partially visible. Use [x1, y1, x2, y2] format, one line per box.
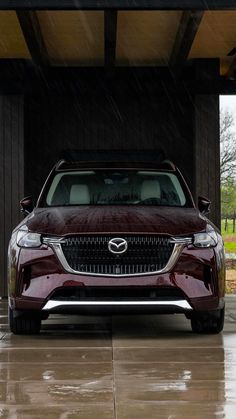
[20, 196, 34, 215]
[198, 196, 211, 215]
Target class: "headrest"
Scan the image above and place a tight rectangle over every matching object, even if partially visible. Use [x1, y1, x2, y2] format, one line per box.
[141, 180, 161, 201]
[70, 184, 90, 205]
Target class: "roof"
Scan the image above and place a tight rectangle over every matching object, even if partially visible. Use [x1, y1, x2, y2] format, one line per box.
[0, 6, 236, 77]
[0, 1, 236, 10]
[57, 149, 169, 166]
[55, 161, 177, 173]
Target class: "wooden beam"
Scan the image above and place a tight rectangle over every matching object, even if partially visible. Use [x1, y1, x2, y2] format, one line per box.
[1, 63, 236, 95]
[104, 10, 117, 72]
[169, 11, 204, 76]
[0, 0, 235, 10]
[16, 11, 49, 67]
[226, 60, 236, 79]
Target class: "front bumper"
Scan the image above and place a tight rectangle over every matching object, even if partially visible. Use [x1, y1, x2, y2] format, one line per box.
[9, 242, 225, 314]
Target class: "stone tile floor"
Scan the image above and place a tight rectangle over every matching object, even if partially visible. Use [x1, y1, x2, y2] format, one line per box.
[226, 270, 236, 293]
[0, 297, 236, 418]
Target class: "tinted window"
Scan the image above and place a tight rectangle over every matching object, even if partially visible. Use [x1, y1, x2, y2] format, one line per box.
[45, 170, 188, 206]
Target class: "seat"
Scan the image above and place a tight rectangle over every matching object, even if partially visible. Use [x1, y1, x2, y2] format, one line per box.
[140, 180, 161, 201]
[69, 184, 90, 205]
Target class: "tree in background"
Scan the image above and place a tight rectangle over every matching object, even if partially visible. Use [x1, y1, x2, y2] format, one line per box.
[220, 108, 236, 183]
[221, 177, 236, 217]
[220, 108, 236, 231]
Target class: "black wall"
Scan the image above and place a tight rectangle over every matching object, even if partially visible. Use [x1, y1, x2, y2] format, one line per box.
[24, 69, 194, 200]
[0, 95, 24, 296]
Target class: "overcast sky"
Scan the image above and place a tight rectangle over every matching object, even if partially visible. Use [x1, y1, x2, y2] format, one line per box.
[220, 95, 236, 134]
[220, 96, 236, 115]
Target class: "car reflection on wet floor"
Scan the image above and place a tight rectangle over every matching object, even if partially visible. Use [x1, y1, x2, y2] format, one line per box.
[0, 296, 236, 418]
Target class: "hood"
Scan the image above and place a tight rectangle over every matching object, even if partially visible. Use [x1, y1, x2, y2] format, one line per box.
[24, 206, 207, 237]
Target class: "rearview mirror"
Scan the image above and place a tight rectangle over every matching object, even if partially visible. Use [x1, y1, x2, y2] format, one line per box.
[198, 196, 211, 215]
[20, 196, 33, 215]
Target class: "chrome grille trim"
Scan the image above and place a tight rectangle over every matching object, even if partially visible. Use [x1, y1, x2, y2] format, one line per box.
[43, 235, 190, 277]
[169, 237, 192, 244]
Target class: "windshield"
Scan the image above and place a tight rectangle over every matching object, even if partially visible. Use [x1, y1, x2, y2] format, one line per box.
[45, 170, 188, 207]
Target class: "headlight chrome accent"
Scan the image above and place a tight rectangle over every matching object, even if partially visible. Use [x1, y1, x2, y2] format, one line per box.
[169, 237, 192, 245]
[43, 237, 66, 245]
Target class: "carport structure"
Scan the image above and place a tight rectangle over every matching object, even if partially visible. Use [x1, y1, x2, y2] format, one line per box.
[1, 0, 236, 295]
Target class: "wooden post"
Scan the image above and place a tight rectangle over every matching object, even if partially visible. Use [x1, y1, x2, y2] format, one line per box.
[194, 59, 220, 228]
[0, 96, 24, 296]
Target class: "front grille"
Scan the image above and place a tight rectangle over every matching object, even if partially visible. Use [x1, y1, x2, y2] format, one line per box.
[61, 235, 174, 276]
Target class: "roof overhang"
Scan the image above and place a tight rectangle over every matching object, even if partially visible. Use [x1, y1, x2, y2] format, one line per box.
[0, 0, 235, 11]
[0, 1, 236, 91]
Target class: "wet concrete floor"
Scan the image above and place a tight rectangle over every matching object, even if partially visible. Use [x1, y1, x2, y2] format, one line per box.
[1, 296, 236, 418]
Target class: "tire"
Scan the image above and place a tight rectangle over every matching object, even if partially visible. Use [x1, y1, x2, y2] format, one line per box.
[9, 307, 41, 335]
[191, 307, 225, 334]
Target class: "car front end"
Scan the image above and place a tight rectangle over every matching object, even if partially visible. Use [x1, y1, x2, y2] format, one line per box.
[8, 161, 225, 334]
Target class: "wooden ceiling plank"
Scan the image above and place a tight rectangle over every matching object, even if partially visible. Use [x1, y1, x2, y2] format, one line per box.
[104, 10, 117, 72]
[16, 11, 49, 67]
[170, 10, 204, 76]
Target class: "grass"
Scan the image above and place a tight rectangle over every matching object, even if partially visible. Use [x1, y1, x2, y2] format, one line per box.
[221, 219, 236, 254]
[224, 242, 236, 253]
[221, 220, 236, 292]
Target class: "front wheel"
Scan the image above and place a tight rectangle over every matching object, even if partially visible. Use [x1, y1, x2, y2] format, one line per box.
[190, 307, 225, 334]
[9, 307, 41, 335]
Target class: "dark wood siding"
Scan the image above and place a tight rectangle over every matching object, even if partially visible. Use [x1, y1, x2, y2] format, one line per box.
[194, 94, 220, 227]
[0, 95, 24, 296]
[25, 80, 194, 200]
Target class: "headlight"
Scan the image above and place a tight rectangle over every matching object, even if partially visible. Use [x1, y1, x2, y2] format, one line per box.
[17, 230, 41, 248]
[193, 231, 218, 248]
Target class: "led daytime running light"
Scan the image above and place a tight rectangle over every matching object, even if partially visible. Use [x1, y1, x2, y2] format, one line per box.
[17, 230, 41, 248]
[193, 231, 218, 248]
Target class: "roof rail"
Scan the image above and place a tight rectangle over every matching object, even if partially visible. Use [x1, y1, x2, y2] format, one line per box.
[55, 159, 66, 170]
[161, 159, 176, 170]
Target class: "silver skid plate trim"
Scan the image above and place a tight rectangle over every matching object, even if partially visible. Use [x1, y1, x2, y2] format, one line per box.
[43, 299, 192, 311]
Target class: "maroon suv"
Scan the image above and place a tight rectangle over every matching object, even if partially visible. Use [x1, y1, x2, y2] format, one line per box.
[8, 158, 225, 334]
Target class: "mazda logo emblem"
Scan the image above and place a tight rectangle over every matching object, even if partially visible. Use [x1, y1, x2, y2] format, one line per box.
[108, 238, 128, 254]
